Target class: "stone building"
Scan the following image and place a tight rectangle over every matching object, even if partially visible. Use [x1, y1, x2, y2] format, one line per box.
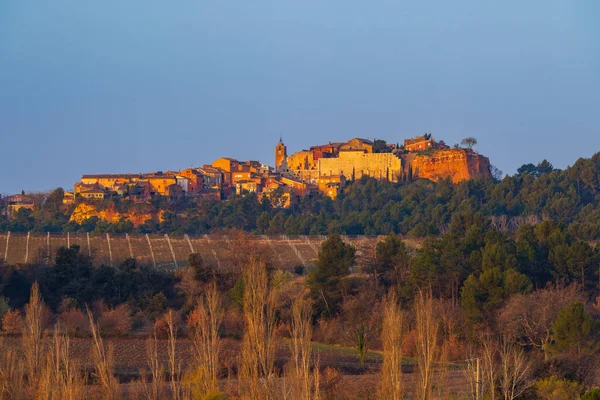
[5, 194, 35, 217]
[340, 138, 374, 153]
[317, 175, 346, 199]
[77, 172, 181, 198]
[279, 138, 378, 184]
[318, 151, 402, 182]
[275, 138, 287, 173]
[404, 135, 449, 152]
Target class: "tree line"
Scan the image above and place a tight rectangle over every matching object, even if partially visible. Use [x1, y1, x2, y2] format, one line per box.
[3, 152, 600, 240]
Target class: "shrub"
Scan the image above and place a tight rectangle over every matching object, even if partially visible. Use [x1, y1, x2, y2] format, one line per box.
[1, 309, 23, 335]
[132, 310, 150, 331]
[0, 296, 9, 326]
[98, 304, 132, 336]
[221, 309, 244, 339]
[401, 329, 417, 358]
[536, 377, 582, 400]
[58, 307, 89, 336]
[188, 252, 212, 283]
[155, 309, 182, 337]
[321, 367, 342, 400]
[187, 307, 202, 333]
[312, 317, 345, 346]
[583, 389, 600, 400]
[293, 265, 305, 276]
[182, 367, 230, 400]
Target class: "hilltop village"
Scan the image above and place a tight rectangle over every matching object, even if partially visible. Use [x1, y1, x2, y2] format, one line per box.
[2, 135, 491, 215]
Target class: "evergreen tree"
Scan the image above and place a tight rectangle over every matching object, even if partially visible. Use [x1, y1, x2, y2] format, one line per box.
[460, 267, 532, 325]
[307, 234, 356, 318]
[372, 233, 410, 287]
[551, 301, 596, 355]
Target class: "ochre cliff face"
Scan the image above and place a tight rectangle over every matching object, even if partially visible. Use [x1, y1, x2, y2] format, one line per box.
[410, 149, 492, 183]
[69, 203, 162, 226]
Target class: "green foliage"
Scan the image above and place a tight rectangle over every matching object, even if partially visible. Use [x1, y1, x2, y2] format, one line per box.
[188, 252, 211, 282]
[372, 139, 389, 153]
[536, 377, 582, 400]
[550, 301, 596, 355]
[371, 233, 410, 287]
[582, 389, 600, 400]
[355, 325, 367, 368]
[0, 296, 9, 327]
[270, 269, 293, 290]
[460, 267, 531, 324]
[461, 137, 477, 149]
[5, 151, 600, 240]
[308, 234, 356, 318]
[230, 277, 244, 309]
[518, 160, 554, 178]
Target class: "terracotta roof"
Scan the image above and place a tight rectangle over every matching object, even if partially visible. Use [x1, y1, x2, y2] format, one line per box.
[81, 173, 146, 179]
[80, 188, 105, 194]
[311, 142, 344, 149]
[6, 194, 34, 204]
[351, 138, 374, 144]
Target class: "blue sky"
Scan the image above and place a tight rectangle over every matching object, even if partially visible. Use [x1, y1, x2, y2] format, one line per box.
[1, 1, 599, 194]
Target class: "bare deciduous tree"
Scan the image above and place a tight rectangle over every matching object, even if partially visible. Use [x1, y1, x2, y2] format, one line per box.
[143, 328, 164, 400]
[414, 291, 439, 400]
[190, 282, 223, 395]
[380, 290, 403, 400]
[240, 256, 279, 399]
[498, 340, 533, 400]
[165, 309, 181, 400]
[462, 354, 479, 400]
[0, 339, 24, 400]
[480, 334, 498, 400]
[37, 327, 85, 400]
[87, 307, 119, 399]
[287, 295, 318, 400]
[498, 282, 582, 349]
[22, 282, 46, 387]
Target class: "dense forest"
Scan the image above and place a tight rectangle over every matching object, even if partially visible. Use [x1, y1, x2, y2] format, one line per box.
[3, 153, 600, 241]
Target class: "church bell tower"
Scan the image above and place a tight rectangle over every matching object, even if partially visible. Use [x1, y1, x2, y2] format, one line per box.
[275, 137, 287, 173]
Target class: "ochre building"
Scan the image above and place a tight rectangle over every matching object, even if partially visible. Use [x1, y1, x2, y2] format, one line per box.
[318, 151, 402, 182]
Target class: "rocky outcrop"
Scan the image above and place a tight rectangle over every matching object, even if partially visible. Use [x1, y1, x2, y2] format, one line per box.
[406, 149, 492, 183]
[69, 203, 162, 226]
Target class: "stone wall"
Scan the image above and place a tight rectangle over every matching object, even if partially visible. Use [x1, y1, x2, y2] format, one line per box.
[318, 151, 402, 182]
